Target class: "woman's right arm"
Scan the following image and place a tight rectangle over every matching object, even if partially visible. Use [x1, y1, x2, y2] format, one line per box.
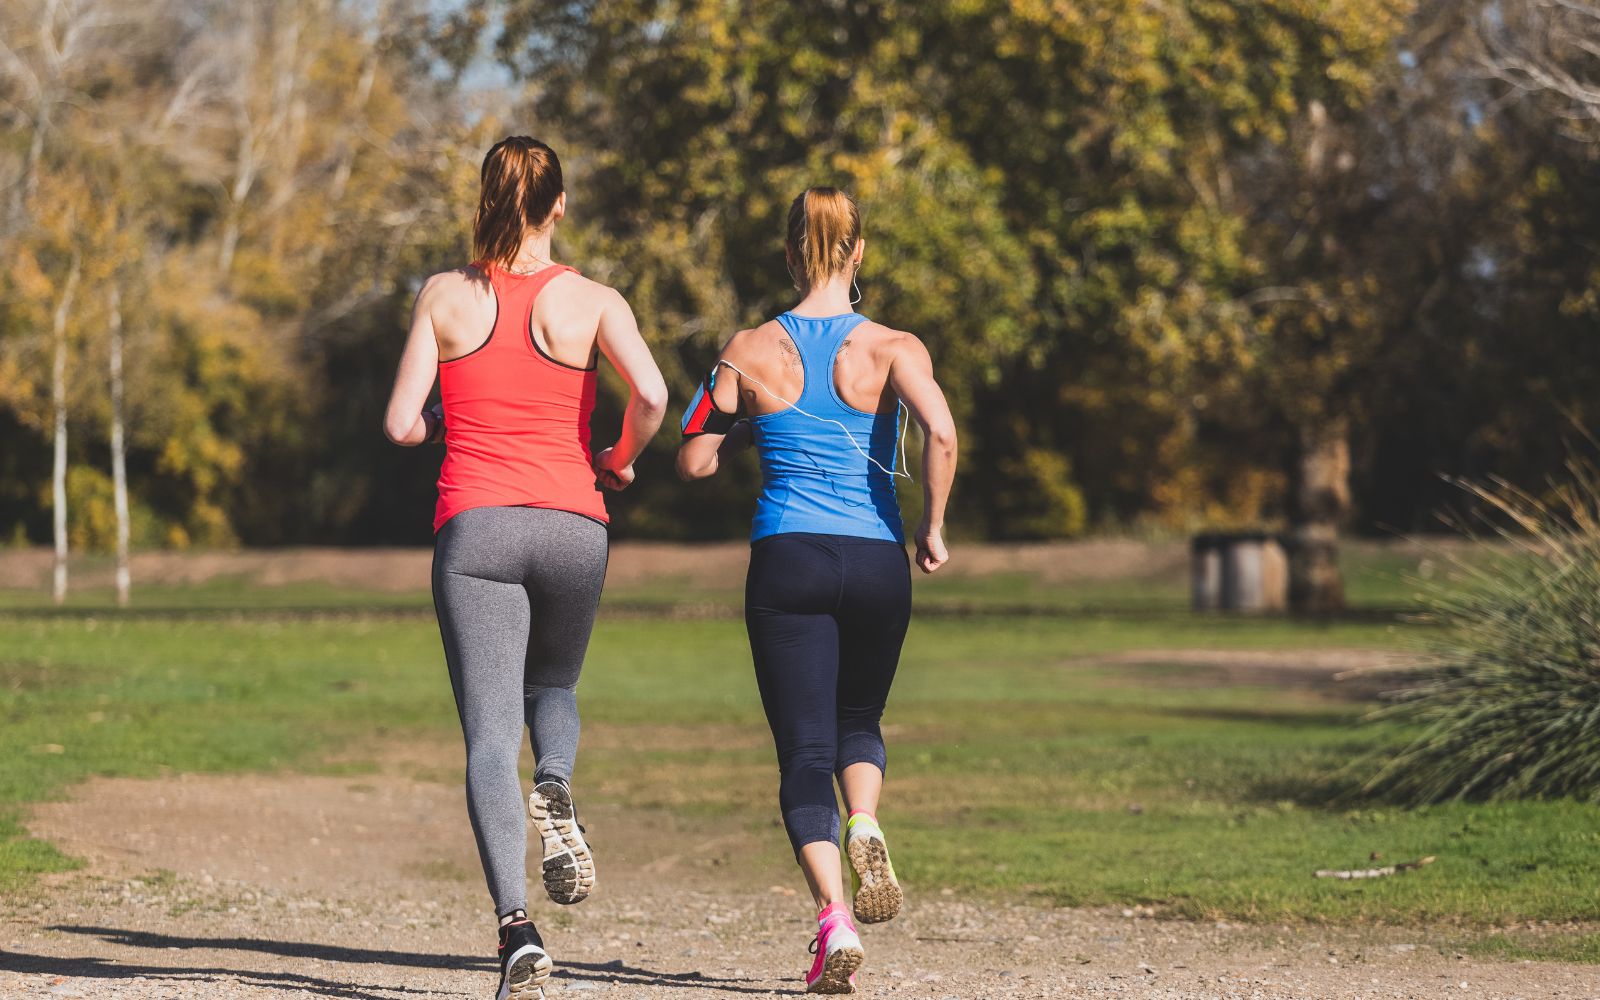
[594, 289, 669, 490]
[888, 335, 958, 573]
[677, 332, 749, 481]
[383, 276, 445, 446]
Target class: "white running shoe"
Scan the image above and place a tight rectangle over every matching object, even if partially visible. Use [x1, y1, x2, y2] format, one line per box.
[529, 779, 595, 905]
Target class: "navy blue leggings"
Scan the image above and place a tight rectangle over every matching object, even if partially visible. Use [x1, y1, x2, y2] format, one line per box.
[745, 532, 912, 855]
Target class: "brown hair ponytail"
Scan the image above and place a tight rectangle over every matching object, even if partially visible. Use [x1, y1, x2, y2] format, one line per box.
[473, 136, 564, 269]
[786, 187, 861, 291]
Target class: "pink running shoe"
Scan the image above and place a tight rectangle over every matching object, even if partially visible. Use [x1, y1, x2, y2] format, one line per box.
[805, 902, 864, 994]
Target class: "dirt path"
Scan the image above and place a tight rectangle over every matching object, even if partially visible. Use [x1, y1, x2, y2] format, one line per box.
[1, 742, 1592, 1000]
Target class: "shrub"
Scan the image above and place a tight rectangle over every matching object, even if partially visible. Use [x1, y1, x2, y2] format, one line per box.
[1361, 459, 1600, 804]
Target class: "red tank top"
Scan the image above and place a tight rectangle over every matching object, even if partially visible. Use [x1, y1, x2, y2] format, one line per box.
[433, 263, 607, 532]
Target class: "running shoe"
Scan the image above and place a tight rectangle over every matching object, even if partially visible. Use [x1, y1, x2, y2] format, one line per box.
[845, 812, 902, 923]
[529, 778, 595, 905]
[805, 902, 863, 994]
[495, 917, 551, 1000]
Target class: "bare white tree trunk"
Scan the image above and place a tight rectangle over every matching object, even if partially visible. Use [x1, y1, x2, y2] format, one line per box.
[218, 118, 253, 272]
[1, 2, 56, 231]
[50, 251, 81, 606]
[1, 0, 132, 230]
[218, 2, 305, 273]
[17, 100, 50, 228]
[108, 281, 130, 607]
[325, 0, 383, 206]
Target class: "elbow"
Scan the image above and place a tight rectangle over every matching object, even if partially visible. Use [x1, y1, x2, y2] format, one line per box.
[636, 381, 670, 419]
[383, 415, 412, 446]
[675, 448, 712, 482]
[925, 421, 958, 453]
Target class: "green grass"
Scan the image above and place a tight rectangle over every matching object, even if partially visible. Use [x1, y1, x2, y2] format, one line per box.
[3, 548, 1598, 960]
[0, 577, 434, 612]
[1463, 930, 1600, 964]
[0, 536, 1452, 616]
[601, 569, 1194, 615]
[0, 572, 1167, 615]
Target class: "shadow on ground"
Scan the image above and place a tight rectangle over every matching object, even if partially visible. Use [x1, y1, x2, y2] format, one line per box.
[4, 925, 776, 997]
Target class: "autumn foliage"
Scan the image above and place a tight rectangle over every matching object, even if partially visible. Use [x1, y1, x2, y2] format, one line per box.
[2, 0, 1597, 564]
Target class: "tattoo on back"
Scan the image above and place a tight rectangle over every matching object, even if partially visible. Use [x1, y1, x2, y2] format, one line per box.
[778, 337, 801, 370]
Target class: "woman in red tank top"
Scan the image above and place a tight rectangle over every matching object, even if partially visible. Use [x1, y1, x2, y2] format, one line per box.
[432, 260, 609, 531]
[383, 137, 666, 1000]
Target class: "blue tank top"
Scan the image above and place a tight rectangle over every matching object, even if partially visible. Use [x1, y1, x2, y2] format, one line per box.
[748, 312, 903, 543]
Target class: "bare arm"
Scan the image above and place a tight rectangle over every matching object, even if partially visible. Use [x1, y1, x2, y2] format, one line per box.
[677, 334, 749, 481]
[889, 335, 958, 573]
[383, 279, 444, 446]
[594, 289, 668, 489]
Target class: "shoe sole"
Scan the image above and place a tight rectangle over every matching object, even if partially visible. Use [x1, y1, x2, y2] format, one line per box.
[499, 944, 552, 1000]
[848, 834, 902, 923]
[529, 784, 595, 905]
[806, 944, 864, 994]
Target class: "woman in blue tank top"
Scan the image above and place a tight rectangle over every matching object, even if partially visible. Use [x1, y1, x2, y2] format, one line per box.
[678, 187, 958, 994]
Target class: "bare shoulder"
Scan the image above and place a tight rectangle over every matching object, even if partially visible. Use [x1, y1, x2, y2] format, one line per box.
[722, 320, 785, 360]
[418, 267, 492, 326]
[855, 320, 928, 361]
[552, 270, 627, 311]
[419, 266, 487, 304]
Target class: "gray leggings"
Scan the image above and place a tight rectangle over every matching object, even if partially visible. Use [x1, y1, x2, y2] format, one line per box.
[432, 505, 609, 916]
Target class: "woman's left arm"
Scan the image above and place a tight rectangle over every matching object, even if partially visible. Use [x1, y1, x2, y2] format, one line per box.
[383, 278, 445, 446]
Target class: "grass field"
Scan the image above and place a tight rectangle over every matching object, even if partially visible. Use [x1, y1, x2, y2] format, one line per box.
[4, 543, 1598, 961]
[0, 537, 1463, 614]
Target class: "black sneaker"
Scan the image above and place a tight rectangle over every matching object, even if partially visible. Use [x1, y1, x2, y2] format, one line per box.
[529, 779, 595, 904]
[495, 918, 551, 1000]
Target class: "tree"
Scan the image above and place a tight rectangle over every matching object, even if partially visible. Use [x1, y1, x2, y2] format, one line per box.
[47, 250, 79, 603]
[107, 282, 129, 604]
[498, 1, 1048, 536]
[1, 0, 1596, 559]
[903, 1, 1427, 606]
[1222, 0, 1600, 608]
[0, 0, 147, 599]
[500, 0, 1416, 558]
[1479, 0, 1600, 134]
[0, 0, 135, 233]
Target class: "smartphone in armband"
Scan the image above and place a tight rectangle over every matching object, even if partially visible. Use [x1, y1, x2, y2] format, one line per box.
[681, 368, 738, 437]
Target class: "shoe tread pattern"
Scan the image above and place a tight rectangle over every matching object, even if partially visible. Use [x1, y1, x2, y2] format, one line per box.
[848, 834, 902, 924]
[529, 783, 595, 905]
[807, 944, 863, 994]
[500, 945, 551, 1000]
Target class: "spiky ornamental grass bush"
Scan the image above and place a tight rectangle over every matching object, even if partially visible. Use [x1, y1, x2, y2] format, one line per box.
[1362, 461, 1600, 805]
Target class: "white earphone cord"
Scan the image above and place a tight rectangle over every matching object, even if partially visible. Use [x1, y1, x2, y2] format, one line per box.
[716, 360, 912, 481]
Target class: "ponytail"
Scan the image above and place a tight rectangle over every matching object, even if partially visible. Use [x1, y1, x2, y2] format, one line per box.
[473, 136, 564, 269]
[785, 187, 861, 290]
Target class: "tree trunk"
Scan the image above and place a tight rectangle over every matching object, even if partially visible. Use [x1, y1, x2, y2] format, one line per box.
[326, 0, 383, 206]
[50, 252, 81, 606]
[218, 202, 243, 274]
[108, 282, 130, 607]
[1287, 416, 1350, 614]
[12, 105, 48, 231]
[219, 103, 255, 273]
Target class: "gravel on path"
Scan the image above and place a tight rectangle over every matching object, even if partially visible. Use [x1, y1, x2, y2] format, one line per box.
[1, 755, 1592, 1000]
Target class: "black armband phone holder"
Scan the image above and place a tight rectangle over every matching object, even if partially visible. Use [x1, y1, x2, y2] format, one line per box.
[681, 368, 739, 437]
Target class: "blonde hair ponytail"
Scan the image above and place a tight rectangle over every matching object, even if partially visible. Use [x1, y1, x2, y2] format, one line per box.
[786, 187, 861, 290]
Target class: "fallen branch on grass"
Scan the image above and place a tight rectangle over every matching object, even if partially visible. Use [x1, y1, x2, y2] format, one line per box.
[1314, 856, 1435, 880]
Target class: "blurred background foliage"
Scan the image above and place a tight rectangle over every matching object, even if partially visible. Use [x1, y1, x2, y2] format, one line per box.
[2, 0, 1597, 568]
